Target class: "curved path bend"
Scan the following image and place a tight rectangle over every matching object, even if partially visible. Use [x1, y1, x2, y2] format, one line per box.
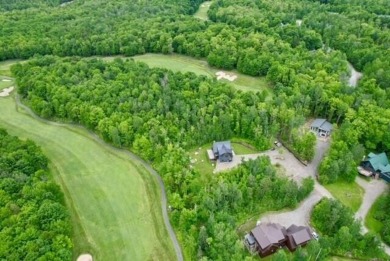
[355, 177, 390, 255]
[14, 95, 183, 261]
[257, 139, 333, 227]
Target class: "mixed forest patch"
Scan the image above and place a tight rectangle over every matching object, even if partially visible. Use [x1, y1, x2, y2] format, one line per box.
[312, 198, 387, 260]
[0, 129, 72, 260]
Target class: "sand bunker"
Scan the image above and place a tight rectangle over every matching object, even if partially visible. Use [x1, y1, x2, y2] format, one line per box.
[216, 71, 237, 82]
[2, 79, 11, 82]
[0, 86, 14, 97]
[77, 254, 93, 261]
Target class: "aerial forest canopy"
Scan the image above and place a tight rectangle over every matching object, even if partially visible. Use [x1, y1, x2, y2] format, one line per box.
[0, 129, 72, 260]
[1, 0, 390, 259]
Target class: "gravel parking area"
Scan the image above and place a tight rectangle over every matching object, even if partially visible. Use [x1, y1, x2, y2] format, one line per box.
[215, 138, 330, 184]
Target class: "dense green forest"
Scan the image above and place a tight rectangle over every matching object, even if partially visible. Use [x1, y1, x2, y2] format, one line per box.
[0, 0, 71, 11]
[1, 0, 389, 170]
[1, 0, 390, 259]
[312, 198, 387, 259]
[0, 129, 72, 260]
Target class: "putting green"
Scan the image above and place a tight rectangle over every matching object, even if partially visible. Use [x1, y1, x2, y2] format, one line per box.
[0, 96, 176, 261]
[132, 53, 270, 93]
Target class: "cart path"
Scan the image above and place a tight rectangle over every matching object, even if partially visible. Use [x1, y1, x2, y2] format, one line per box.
[14, 95, 183, 261]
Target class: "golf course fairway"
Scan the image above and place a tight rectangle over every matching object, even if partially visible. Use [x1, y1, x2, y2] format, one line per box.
[132, 53, 270, 93]
[0, 95, 177, 261]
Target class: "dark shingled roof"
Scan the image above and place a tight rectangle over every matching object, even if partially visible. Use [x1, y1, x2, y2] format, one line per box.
[286, 225, 312, 246]
[311, 119, 326, 128]
[311, 118, 333, 132]
[292, 229, 311, 245]
[212, 141, 232, 155]
[251, 223, 286, 250]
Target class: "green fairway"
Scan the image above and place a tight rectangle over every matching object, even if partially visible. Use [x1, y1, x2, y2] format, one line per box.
[132, 53, 270, 93]
[194, 1, 211, 21]
[0, 55, 270, 93]
[0, 76, 14, 90]
[0, 96, 176, 261]
[324, 181, 364, 212]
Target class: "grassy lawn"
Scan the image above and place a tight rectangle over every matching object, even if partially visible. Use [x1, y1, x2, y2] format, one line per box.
[0, 96, 175, 261]
[193, 1, 211, 21]
[189, 141, 259, 175]
[0, 59, 24, 76]
[132, 53, 271, 94]
[189, 143, 215, 176]
[0, 76, 14, 90]
[133, 53, 213, 76]
[324, 181, 364, 212]
[231, 139, 259, 155]
[366, 194, 387, 234]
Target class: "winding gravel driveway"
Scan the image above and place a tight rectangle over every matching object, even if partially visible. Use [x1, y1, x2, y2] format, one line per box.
[258, 139, 332, 227]
[15, 95, 183, 261]
[355, 177, 390, 255]
[216, 139, 332, 227]
[260, 185, 332, 227]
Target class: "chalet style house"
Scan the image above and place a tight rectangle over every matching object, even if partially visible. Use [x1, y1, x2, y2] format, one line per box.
[285, 224, 313, 251]
[310, 119, 333, 137]
[207, 141, 233, 162]
[245, 222, 313, 257]
[358, 152, 390, 182]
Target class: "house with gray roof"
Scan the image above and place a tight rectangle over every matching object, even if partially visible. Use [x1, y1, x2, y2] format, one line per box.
[359, 152, 390, 182]
[212, 141, 233, 162]
[310, 119, 333, 137]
